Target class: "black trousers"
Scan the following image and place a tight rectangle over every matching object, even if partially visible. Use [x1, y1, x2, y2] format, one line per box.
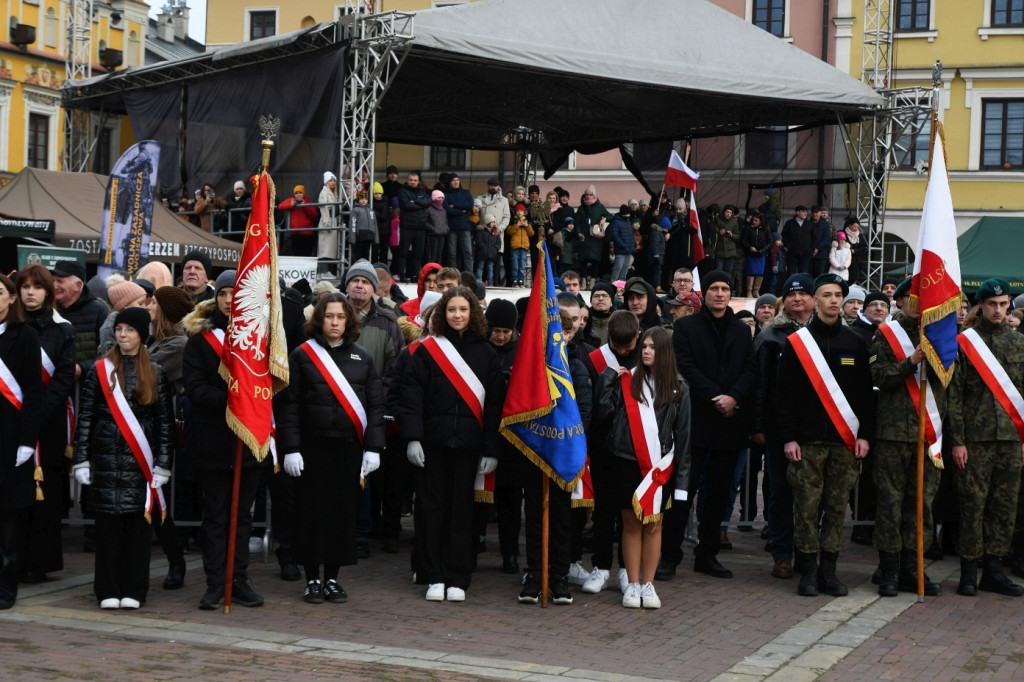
[589, 456, 618, 570]
[494, 462, 524, 558]
[197, 466, 263, 587]
[397, 229, 427, 281]
[152, 513, 184, 566]
[94, 512, 151, 603]
[378, 436, 410, 542]
[413, 445, 477, 589]
[521, 459, 571, 577]
[20, 466, 65, 574]
[661, 448, 738, 564]
[0, 507, 28, 605]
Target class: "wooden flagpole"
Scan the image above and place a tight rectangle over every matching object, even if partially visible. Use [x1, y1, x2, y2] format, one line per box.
[541, 474, 550, 608]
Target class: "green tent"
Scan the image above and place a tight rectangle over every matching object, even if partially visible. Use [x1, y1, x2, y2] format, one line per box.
[957, 216, 1024, 294]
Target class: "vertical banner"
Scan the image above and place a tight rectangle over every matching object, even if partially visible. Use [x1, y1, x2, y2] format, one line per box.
[97, 140, 161, 280]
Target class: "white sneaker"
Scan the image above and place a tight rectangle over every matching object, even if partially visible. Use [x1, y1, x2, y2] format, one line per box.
[119, 597, 140, 609]
[622, 582, 642, 608]
[99, 598, 120, 609]
[568, 561, 590, 586]
[425, 583, 445, 601]
[640, 582, 661, 609]
[618, 567, 629, 594]
[446, 586, 466, 602]
[581, 568, 611, 594]
[248, 536, 263, 553]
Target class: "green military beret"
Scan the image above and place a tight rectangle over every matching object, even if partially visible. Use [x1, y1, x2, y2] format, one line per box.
[893, 276, 912, 300]
[976, 277, 1011, 301]
[813, 273, 849, 298]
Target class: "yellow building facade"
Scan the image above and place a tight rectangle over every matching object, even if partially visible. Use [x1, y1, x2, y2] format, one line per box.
[0, 0, 149, 185]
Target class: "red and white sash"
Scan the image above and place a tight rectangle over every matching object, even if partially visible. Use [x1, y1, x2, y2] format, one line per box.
[0, 355, 23, 410]
[789, 327, 860, 452]
[420, 336, 492, 498]
[98, 359, 166, 523]
[621, 370, 675, 522]
[958, 328, 1024, 441]
[41, 348, 76, 457]
[589, 344, 619, 374]
[877, 322, 943, 467]
[300, 340, 367, 445]
[571, 455, 595, 509]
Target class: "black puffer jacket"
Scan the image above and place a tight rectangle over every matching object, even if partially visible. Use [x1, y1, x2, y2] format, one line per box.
[58, 286, 109, 371]
[73, 356, 174, 515]
[275, 335, 386, 453]
[26, 309, 77, 465]
[399, 328, 505, 452]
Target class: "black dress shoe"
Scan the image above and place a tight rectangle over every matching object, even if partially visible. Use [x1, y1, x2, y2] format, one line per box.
[694, 555, 733, 579]
[654, 558, 677, 581]
[280, 562, 301, 581]
[232, 578, 264, 607]
[163, 561, 186, 590]
[198, 585, 224, 610]
[502, 555, 520, 574]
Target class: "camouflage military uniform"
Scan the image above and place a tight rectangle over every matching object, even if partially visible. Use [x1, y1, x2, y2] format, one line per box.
[787, 442, 860, 552]
[869, 312, 947, 553]
[948, 317, 1024, 561]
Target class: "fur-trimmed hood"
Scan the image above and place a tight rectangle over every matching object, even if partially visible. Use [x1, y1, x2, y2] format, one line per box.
[180, 298, 221, 336]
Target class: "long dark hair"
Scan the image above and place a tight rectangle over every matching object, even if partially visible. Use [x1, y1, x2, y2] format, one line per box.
[631, 327, 680, 409]
[103, 342, 158, 406]
[429, 286, 488, 338]
[304, 292, 360, 342]
[0, 274, 25, 325]
[14, 264, 55, 312]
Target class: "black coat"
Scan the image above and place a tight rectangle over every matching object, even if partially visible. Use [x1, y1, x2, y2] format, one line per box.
[276, 335, 386, 454]
[399, 329, 505, 452]
[0, 322, 45, 509]
[751, 310, 806, 437]
[26, 309, 77, 465]
[57, 286, 109, 371]
[672, 306, 757, 451]
[775, 315, 876, 446]
[73, 356, 174, 515]
[397, 183, 431, 231]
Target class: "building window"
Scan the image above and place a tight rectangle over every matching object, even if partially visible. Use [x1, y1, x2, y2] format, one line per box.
[127, 31, 140, 68]
[896, 0, 930, 31]
[28, 113, 49, 169]
[894, 114, 930, 168]
[981, 99, 1024, 169]
[745, 128, 788, 168]
[993, 0, 1024, 27]
[429, 146, 466, 170]
[45, 7, 58, 48]
[249, 10, 276, 40]
[752, 0, 785, 37]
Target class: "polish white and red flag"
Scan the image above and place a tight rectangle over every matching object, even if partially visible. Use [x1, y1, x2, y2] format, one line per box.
[664, 150, 699, 191]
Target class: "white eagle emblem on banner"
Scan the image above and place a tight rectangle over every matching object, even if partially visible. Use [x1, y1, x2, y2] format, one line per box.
[230, 263, 271, 362]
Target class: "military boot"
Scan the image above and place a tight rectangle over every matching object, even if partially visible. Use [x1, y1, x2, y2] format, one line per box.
[797, 552, 818, 597]
[956, 557, 978, 596]
[898, 550, 941, 596]
[978, 555, 1024, 597]
[877, 551, 899, 597]
[817, 551, 848, 596]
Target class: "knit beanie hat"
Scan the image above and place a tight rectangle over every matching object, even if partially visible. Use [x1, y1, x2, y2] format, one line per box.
[485, 298, 518, 331]
[702, 270, 732, 290]
[372, 182, 384, 195]
[107, 281, 146, 311]
[234, 180, 246, 191]
[323, 171, 336, 184]
[113, 307, 151, 339]
[153, 286, 195, 324]
[431, 190, 445, 202]
[844, 285, 866, 305]
[591, 281, 617, 301]
[863, 291, 889, 309]
[754, 293, 778, 311]
[181, 250, 212, 279]
[215, 270, 236, 298]
[781, 273, 814, 298]
[344, 259, 379, 290]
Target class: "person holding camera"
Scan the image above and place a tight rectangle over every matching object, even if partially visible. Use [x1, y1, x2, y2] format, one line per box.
[278, 185, 319, 257]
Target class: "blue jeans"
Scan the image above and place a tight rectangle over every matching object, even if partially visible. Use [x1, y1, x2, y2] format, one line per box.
[611, 253, 632, 282]
[475, 259, 494, 282]
[446, 230, 473, 272]
[510, 249, 527, 283]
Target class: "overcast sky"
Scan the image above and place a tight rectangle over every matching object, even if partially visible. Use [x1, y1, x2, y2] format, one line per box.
[147, 1, 208, 43]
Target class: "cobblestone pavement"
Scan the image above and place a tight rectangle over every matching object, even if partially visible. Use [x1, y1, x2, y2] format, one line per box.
[2, 520, 1023, 680]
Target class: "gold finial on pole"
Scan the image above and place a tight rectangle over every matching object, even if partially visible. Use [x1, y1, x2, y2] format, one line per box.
[258, 114, 281, 169]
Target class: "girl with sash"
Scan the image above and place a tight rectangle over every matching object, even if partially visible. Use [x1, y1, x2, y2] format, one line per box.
[0, 273, 44, 610]
[598, 327, 690, 609]
[72, 308, 174, 609]
[16, 265, 76, 583]
[276, 293, 385, 605]
[400, 286, 504, 602]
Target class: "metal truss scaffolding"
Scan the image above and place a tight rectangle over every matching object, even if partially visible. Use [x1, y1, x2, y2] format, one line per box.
[335, 1, 413, 272]
[63, 0, 94, 172]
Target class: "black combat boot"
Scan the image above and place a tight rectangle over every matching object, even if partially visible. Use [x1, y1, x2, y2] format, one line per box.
[956, 557, 978, 596]
[898, 550, 941, 596]
[978, 555, 1024, 597]
[797, 552, 818, 597]
[817, 551, 848, 596]
[877, 551, 899, 597]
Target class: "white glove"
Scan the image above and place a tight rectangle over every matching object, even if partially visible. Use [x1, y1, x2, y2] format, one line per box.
[406, 441, 425, 468]
[673, 489, 688, 501]
[478, 456, 498, 475]
[283, 452, 304, 477]
[360, 451, 380, 479]
[74, 464, 92, 486]
[151, 472, 169, 489]
[16, 445, 34, 467]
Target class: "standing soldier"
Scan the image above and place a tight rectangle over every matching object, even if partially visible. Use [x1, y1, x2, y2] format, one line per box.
[870, 277, 944, 597]
[776, 273, 874, 597]
[949, 278, 1024, 597]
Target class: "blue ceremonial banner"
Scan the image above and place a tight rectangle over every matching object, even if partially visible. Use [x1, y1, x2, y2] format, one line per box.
[500, 241, 587, 490]
[97, 140, 161, 280]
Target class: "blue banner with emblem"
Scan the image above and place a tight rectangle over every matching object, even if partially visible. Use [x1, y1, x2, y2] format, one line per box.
[97, 140, 161, 279]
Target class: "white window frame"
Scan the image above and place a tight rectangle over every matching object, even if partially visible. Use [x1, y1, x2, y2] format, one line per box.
[245, 7, 279, 42]
[893, 0, 938, 41]
[44, 7, 59, 49]
[0, 85, 12, 171]
[980, 0, 1024, 39]
[745, 0, 793, 43]
[964, 80, 1024, 171]
[23, 87, 61, 170]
